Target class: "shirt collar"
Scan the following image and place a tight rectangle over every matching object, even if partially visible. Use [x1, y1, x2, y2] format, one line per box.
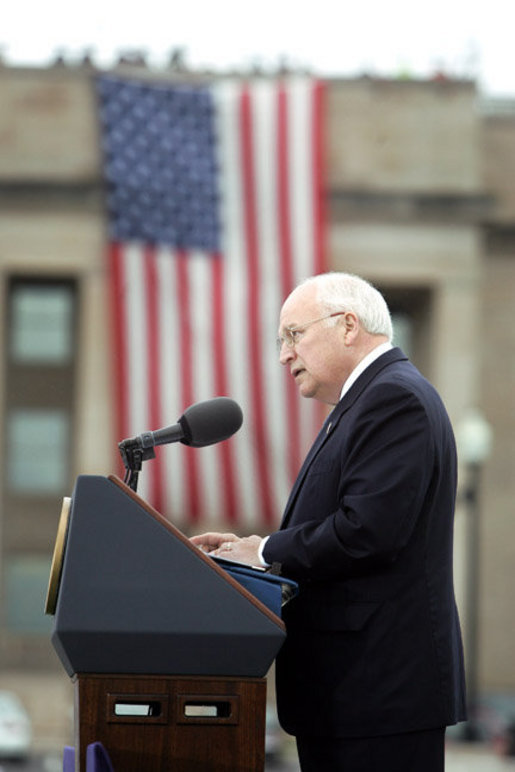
[340, 341, 393, 400]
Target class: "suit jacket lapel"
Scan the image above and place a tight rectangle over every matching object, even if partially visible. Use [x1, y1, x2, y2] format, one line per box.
[279, 347, 407, 529]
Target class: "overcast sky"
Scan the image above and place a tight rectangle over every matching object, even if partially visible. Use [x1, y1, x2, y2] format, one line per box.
[3, 0, 514, 98]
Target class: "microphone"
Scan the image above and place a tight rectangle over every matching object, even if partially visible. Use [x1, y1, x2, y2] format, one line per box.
[118, 397, 243, 455]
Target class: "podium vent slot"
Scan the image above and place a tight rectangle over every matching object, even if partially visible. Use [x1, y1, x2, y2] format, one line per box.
[184, 702, 230, 718]
[107, 694, 169, 724]
[177, 694, 239, 725]
[114, 701, 162, 717]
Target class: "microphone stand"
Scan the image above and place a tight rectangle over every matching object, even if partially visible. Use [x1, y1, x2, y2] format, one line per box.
[118, 440, 156, 492]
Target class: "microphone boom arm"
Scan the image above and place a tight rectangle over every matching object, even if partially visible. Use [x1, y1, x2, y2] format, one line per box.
[117, 397, 243, 493]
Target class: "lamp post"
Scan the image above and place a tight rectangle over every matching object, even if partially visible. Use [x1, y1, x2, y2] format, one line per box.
[457, 408, 493, 742]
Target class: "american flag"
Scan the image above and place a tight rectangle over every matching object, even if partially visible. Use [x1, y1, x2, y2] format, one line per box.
[97, 73, 327, 531]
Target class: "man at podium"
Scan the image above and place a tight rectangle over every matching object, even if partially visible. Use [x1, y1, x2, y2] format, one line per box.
[191, 272, 466, 772]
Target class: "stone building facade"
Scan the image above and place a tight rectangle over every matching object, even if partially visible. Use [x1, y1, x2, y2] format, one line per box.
[0, 63, 513, 750]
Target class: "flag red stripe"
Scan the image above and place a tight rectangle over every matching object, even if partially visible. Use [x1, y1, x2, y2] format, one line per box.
[109, 244, 129, 476]
[312, 80, 327, 277]
[175, 251, 201, 522]
[211, 253, 228, 397]
[277, 84, 295, 294]
[277, 83, 302, 483]
[143, 248, 164, 513]
[239, 86, 274, 526]
[311, 81, 329, 432]
[211, 255, 239, 524]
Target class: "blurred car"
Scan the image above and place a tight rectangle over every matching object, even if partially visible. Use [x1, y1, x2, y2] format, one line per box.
[0, 690, 32, 760]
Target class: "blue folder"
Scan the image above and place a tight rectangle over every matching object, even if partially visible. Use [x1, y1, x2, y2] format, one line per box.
[213, 557, 298, 618]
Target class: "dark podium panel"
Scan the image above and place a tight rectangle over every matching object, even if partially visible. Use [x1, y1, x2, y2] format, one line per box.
[49, 475, 286, 678]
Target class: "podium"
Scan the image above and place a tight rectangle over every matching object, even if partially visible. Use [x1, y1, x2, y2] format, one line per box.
[46, 475, 290, 771]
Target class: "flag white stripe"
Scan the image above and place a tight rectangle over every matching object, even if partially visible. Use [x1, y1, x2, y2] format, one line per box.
[124, 244, 151, 503]
[288, 79, 324, 452]
[124, 244, 149, 435]
[215, 80, 261, 527]
[188, 251, 222, 522]
[289, 77, 316, 286]
[156, 247, 186, 523]
[252, 79, 291, 516]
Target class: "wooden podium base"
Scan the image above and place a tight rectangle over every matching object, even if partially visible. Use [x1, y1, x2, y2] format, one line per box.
[74, 673, 267, 771]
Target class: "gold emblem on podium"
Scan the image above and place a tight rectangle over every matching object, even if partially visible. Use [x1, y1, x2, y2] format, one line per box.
[45, 496, 71, 615]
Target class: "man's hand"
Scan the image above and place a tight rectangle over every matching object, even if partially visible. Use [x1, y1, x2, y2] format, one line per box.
[190, 532, 263, 567]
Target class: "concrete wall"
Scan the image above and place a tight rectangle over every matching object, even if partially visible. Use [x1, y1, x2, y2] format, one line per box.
[327, 78, 481, 192]
[0, 66, 99, 178]
[482, 110, 515, 222]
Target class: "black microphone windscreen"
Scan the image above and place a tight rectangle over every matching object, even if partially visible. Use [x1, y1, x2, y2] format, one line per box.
[179, 397, 243, 447]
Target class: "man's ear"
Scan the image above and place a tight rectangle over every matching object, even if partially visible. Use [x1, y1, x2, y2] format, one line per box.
[342, 311, 359, 343]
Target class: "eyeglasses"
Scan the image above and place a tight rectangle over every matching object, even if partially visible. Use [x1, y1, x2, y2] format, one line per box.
[277, 311, 346, 350]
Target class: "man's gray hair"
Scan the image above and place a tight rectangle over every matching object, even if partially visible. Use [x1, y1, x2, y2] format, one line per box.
[299, 272, 393, 341]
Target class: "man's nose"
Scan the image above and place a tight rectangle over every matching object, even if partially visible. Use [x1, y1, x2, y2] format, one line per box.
[279, 342, 295, 366]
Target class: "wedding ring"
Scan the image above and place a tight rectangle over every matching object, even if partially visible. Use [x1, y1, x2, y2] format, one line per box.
[223, 542, 233, 551]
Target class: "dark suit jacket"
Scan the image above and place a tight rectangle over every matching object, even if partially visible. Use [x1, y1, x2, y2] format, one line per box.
[263, 347, 466, 738]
